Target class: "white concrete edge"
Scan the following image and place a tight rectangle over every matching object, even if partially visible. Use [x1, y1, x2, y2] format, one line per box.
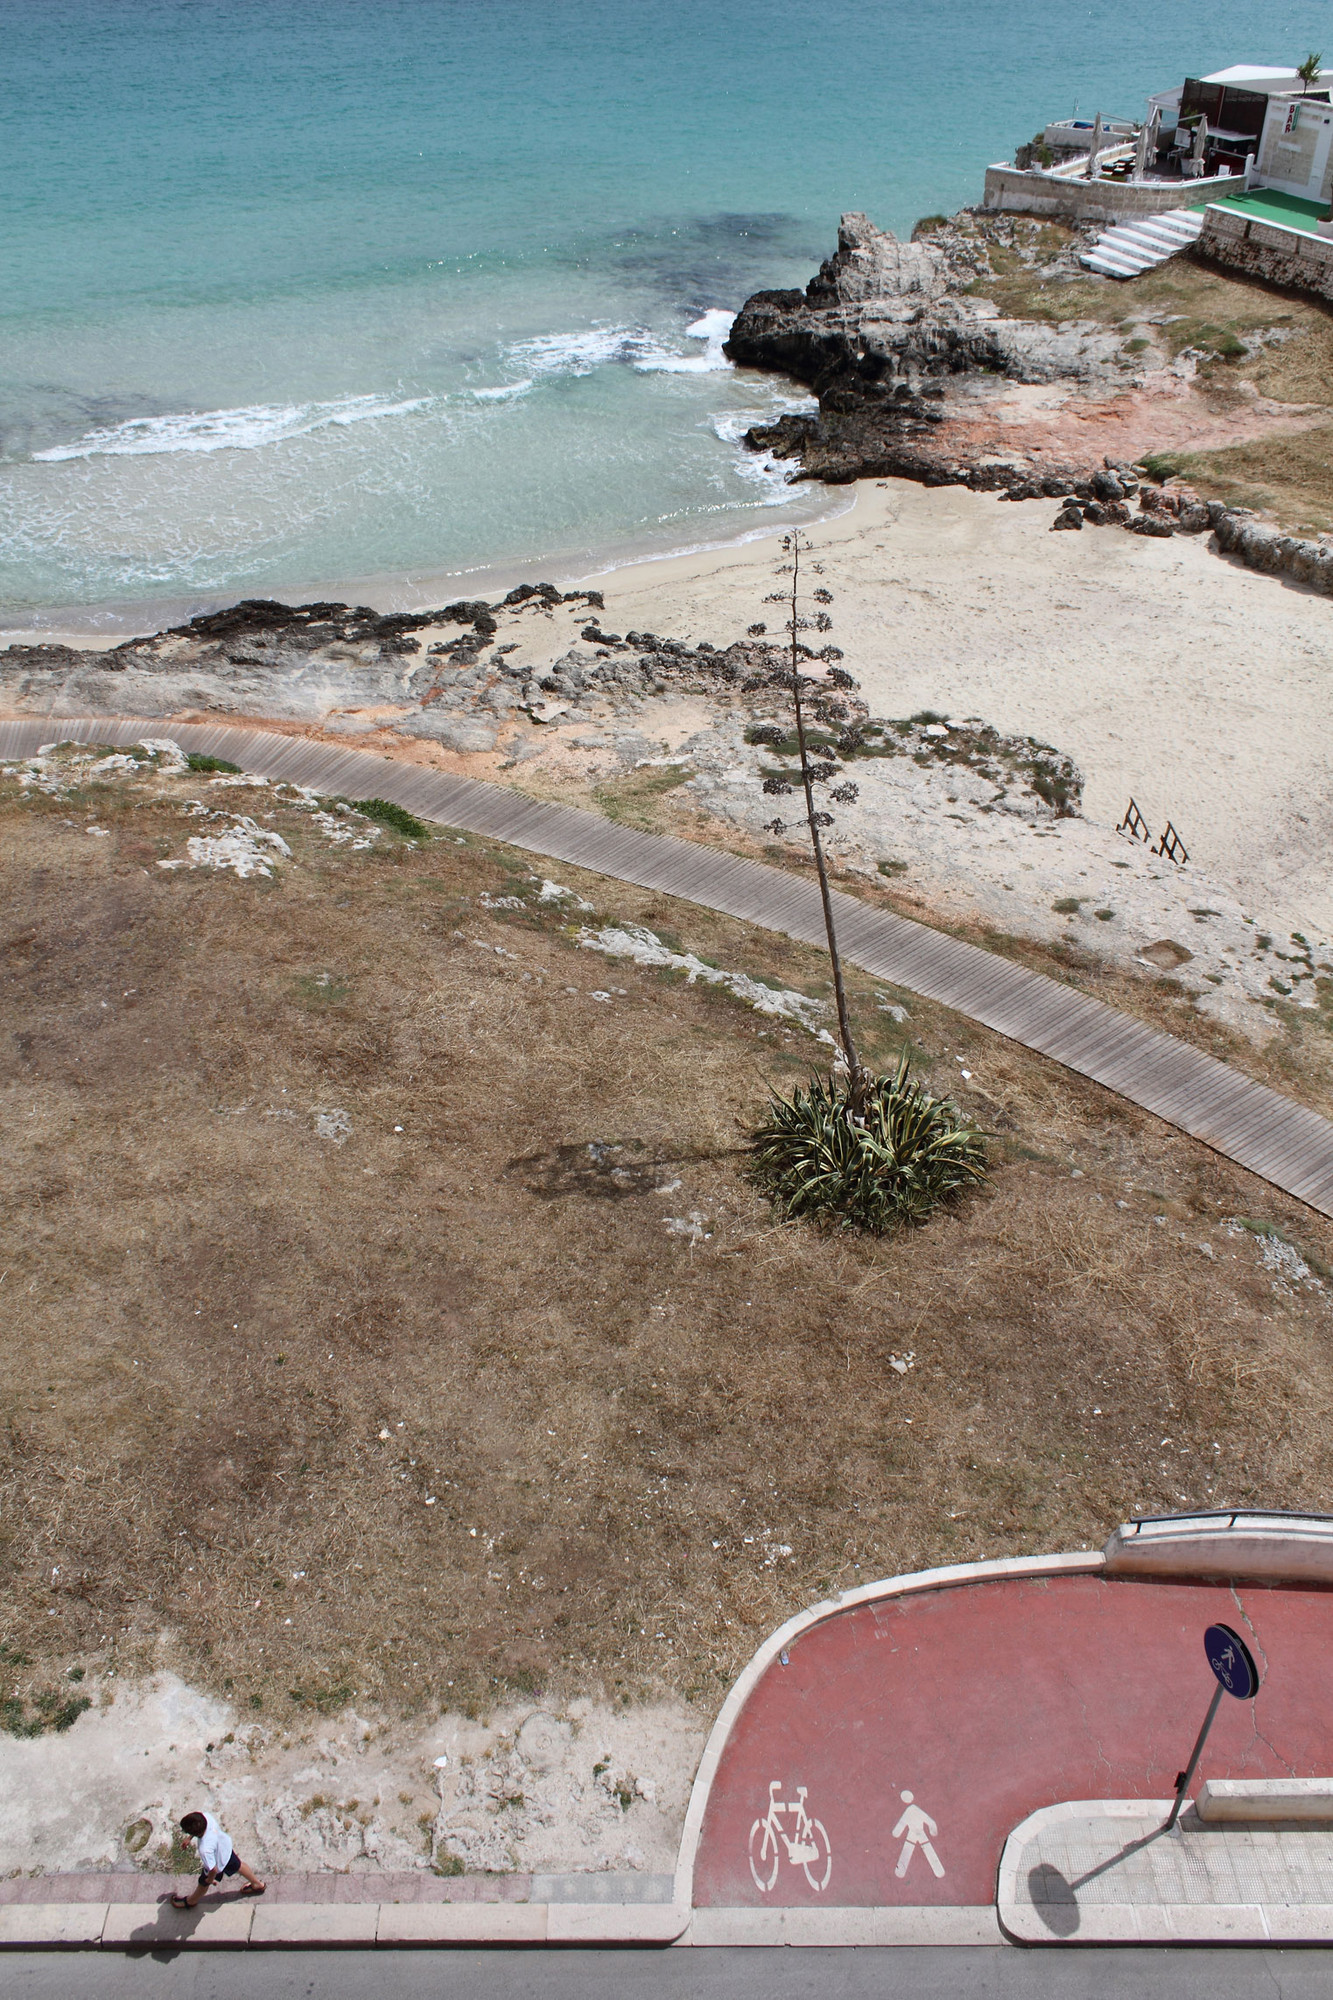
[672, 1551, 1105, 1912]
[677, 1905, 1002, 1946]
[1, 1902, 692, 1951]
[996, 1798, 1176, 1926]
[0, 1900, 1004, 1950]
[1004, 1902, 1267, 1946]
[1003, 1902, 1333, 1946]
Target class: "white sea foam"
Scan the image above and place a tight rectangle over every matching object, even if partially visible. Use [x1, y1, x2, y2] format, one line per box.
[472, 379, 534, 402]
[500, 312, 736, 385]
[33, 393, 431, 461]
[632, 308, 736, 374]
[710, 396, 817, 505]
[506, 325, 647, 377]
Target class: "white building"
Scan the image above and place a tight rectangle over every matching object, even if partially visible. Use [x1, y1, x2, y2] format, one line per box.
[1147, 65, 1333, 183]
[1253, 92, 1333, 202]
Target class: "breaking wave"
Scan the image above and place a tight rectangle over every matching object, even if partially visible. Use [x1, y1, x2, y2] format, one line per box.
[479, 309, 737, 397]
[710, 394, 817, 505]
[33, 392, 432, 461]
[634, 307, 736, 373]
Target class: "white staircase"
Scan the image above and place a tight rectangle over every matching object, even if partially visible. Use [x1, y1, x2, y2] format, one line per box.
[1079, 207, 1205, 279]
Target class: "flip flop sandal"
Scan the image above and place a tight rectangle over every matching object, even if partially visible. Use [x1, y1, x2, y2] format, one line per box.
[170, 1894, 192, 1911]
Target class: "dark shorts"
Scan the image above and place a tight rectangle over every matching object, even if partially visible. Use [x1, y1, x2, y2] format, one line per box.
[198, 1853, 241, 1886]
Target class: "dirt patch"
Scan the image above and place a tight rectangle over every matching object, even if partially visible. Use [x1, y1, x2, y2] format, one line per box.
[0, 1671, 700, 1879]
[957, 237, 1333, 532]
[3, 753, 1333, 1745]
[1143, 423, 1333, 537]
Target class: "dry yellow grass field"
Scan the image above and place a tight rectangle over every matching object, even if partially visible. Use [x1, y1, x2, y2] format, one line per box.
[3, 755, 1332, 1739]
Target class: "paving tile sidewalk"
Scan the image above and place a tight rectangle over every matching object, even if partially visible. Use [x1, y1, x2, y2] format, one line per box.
[1000, 1800, 1333, 1943]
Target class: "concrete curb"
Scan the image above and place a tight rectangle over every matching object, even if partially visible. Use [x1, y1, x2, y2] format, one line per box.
[681, 1907, 1002, 1946]
[0, 1898, 1004, 1950]
[0, 1901, 690, 1951]
[998, 1798, 1333, 1945]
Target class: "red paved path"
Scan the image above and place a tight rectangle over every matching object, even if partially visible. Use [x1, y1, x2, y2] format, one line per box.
[692, 1571, 1333, 1908]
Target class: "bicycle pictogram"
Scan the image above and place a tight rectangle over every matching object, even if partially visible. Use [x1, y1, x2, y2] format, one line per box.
[748, 1779, 833, 1893]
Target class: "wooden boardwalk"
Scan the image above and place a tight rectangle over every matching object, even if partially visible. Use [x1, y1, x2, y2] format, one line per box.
[6, 715, 1333, 1219]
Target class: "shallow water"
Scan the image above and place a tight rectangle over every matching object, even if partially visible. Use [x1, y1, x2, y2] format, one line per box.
[1, 0, 1325, 626]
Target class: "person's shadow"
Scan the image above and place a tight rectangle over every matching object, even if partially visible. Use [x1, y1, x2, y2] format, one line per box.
[123, 1884, 254, 1960]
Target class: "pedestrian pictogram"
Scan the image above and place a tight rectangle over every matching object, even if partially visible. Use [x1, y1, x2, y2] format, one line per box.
[892, 1790, 945, 1879]
[748, 1780, 833, 1893]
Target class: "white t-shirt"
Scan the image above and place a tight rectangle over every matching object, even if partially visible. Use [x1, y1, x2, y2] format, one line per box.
[197, 1813, 233, 1875]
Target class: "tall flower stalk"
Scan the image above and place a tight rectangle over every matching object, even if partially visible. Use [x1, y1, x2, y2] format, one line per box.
[747, 535, 987, 1233]
[762, 531, 864, 1111]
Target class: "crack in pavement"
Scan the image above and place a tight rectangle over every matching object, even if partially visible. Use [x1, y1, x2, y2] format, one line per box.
[1232, 1584, 1297, 1776]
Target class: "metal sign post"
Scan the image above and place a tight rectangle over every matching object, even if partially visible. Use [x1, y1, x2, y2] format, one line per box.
[1164, 1622, 1261, 1831]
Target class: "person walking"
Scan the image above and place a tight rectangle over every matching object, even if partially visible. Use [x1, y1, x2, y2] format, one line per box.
[171, 1810, 266, 1908]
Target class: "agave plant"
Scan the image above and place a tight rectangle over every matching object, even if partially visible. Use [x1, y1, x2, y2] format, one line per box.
[749, 1057, 987, 1234]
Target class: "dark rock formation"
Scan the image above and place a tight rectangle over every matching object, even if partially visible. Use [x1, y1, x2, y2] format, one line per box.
[726, 213, 1132, 495]
[0, 584, 612, 721]
[726, 210, 1333, 596]
[727, 212, 1121, 401]
[744, 408, 1140, 507]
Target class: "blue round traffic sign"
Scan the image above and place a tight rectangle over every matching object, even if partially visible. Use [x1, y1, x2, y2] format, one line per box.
[1204, 1622, 1259, 1699]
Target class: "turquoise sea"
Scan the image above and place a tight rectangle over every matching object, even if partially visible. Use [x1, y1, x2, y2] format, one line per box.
[1, 0, 1327, 628]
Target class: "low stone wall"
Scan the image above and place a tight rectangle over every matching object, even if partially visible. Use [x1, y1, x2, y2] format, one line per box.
[982, 163, 1244, 223]
[1141, 488, 1333, 595]
[1210, 506, 1333, 593]
[1195, 202, 1333, 302]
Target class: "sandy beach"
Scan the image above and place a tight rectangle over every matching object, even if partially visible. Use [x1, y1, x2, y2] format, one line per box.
[585, 480, 1333, 939]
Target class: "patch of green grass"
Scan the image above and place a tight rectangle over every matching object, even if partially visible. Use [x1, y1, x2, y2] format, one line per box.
[288, 1680, 354, 1715]
[3, 1691, 91, 1736]
[1195, 324, 1246, 361]
[185, 753, 242, 775]
[878, 859, 909, 878]
[293, 972, 351, 1009]
[355, 798, 431, 840]
[1053, 897, 1082, 916]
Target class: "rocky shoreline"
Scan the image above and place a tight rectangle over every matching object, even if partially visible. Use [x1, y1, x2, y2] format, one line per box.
[725, 211, 1333, 595]
[4, 573, 1324, 1038]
